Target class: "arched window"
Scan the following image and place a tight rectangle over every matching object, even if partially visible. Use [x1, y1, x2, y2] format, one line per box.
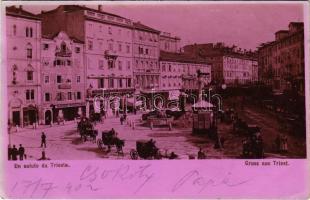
[13, 25, 17, 36]
[26, 43, 32, 59]
[12, 65, 17, 84]
[30, 28, 33, 37]
[61, 42, 66, 52]
[26, 27, 29, 37]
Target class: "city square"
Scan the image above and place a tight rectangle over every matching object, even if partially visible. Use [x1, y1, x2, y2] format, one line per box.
[6, 4, 306, 160]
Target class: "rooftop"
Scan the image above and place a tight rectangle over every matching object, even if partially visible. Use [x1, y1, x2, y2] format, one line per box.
[42, 31, 84, 44]
[39, 5, 127, 20]
[133, 21, 160, 34]
[160, 51, 209, 64]
[6, 6, 41, 20]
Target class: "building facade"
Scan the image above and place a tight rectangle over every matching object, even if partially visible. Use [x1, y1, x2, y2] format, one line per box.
[40, 31, 85, 124]
[258, 22, 304, 94]
[183, 43, 258, 86]
[6, 6, 42, 127]
[159, 32, 181, 53]
[132, 22, 160, 91]
[39, 5, 135, 114]
[159, 51, 211, 100]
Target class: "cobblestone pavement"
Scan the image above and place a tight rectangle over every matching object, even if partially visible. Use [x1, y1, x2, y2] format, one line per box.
[9, 113, 223, 160]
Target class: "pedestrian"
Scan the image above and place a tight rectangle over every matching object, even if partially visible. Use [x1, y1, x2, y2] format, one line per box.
[41, 132, 47, 148]
[18, 144, 25, 160]
[12, 145, 18, 161]
[8, 145, 12, 160]
[198, 147, 206, 159]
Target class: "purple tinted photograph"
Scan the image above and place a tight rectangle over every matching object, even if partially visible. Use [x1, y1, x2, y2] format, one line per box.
[5, 2, 306, 162]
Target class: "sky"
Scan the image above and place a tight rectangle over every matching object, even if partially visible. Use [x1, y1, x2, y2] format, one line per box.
[21, 2, 304, 51]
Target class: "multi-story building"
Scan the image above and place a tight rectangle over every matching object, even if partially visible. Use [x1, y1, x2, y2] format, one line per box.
[132, 22, 160, 91]
[6, 6, 42, 127]
[258, 22, 304, 94]
[40, 31, 85, 124]
[159, 51, 211, 100]
[39, 5, 136, 114]
[159, 32, 181, 53]
[183, 43, 258, 86]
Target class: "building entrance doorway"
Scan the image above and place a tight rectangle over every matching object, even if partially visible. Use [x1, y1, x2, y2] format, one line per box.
[45, 110, 52, 125]
[12, 111, 20, 126]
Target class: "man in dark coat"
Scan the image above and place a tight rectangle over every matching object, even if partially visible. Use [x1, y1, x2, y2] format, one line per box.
[18, 144, 25, 160]
[41, 132, 47, 148]
[8, 145, 12, 160]
[12, 145, 18, 161]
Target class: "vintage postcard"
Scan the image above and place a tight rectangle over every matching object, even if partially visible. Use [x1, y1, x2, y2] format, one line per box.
[1, 1, 309, 199]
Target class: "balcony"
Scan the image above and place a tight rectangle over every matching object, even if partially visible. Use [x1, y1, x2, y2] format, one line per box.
[58, 83, 71, 89]
[55, 50, 72, 57]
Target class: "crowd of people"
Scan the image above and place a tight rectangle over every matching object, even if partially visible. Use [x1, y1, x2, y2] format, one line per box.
[8, 144, 25, 161]
[242, 132, 264, 158]
[274, 134, 289, 153]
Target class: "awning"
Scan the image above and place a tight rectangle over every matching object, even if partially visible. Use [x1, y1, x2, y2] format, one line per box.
[192, 100, 214, 109]
[127, 98, 143, 107]
[168, 90, 180, 100]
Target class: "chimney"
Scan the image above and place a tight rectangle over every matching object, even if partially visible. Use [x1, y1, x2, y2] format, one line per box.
[98, 5, 102, 12]
[19, 5, 23, 10]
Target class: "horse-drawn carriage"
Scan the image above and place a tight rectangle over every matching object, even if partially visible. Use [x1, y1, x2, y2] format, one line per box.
[130, 139, 160, 160]
[97, 129, 124, 155]
[130, 139, 178, 160]
[233, 117, 260, 137]
[77, 118, 98, 142]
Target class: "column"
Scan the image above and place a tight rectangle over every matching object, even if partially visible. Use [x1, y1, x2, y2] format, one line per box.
[86, 101, 90, 118]
[20, 107, 24, 128]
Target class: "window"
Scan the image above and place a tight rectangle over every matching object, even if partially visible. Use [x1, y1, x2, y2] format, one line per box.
[119, 79, 123, 88]
[118, 44, 122, 52]
[77, 76, 81, 83]
[139, 47, 143, 54]
[108, 78, 114, 88]
[26, 90, 35, 100]
[27, 48, 32, 59]
[145, 49, 149, 55]
[98, 60, 104, 69]
[43, 43, 49, 50]
[108, 27, 112, 34]
[109, 43, 113, 51]
[128, 79, 131, 87]
[75, 47, 80, 53]
[56, 93, 62, 101]
[118, 61, 122, 70]
[13, 25, 16, 36]
[77, 92, 81, 100]
[98, 78, 104, 88]
[45, 93, 50, 102]
[169, 65, 172, 72]
[57, 75, 62, 83]
[44, 75, 49, 84]
[108, 59, 114, 69]
[68, 92, 72, 100]
[126, 45, 130, 53]
[26, 27, 33, 38]
[88, 40, 93, 50]
[127, 61, 131, 69]
[162, 64, 166, 72]
[27, 71, 33, 81]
